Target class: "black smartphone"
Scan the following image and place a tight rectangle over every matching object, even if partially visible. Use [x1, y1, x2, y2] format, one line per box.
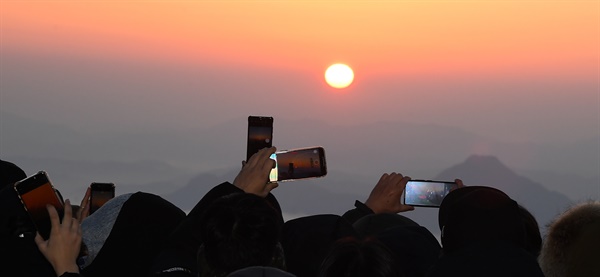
[247, 116, 274, 161]
[269, 146, 327, 182]
[90, 182, 115, 214]
[403, 180, 458, 207]
[13, 171, 64, 240]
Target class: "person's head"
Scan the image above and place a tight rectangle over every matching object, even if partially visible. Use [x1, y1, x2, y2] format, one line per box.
[438, 186, 525, 254]
[198, 192, 284, 277]
[352, 213, 419, 238]
[0, 159, 26, 190]
[539, 200, 600, 277]
[375, 225, 441, 277]
[518, 204, 542, 257]
[281, 214, 357, 277]
[317, 236, 405, 277]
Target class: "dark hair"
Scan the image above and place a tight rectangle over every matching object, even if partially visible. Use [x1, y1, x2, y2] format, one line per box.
[518, 204, 542, 257]
[198, 193, 284, 276]
[317, 237, 405, 277]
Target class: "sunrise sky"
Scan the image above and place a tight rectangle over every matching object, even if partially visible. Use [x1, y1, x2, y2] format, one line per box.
[1, 1, 598, 144]
[1, 0, 599, 213]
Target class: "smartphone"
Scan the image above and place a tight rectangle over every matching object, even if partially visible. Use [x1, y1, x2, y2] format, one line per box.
[269, 146, 327, 182]
[13, 171, 64, 240]
[403, 180, 458, 207]
[90, 182, 115, 214]
[247, 116, 274, 161]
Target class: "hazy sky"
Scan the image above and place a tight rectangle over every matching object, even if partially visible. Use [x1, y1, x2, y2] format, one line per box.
[1, 1, 598, 143]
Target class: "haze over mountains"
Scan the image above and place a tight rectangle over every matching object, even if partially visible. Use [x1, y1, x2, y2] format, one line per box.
[166, 154, 574, 238]
[1, 111, 598, 237]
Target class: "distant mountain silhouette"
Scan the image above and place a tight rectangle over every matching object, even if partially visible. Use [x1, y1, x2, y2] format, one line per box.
[517, 168, 599, 203]
[435, 155, 574, 231]
[165, 167, 364, 216]
[164, 154, 575, 240]
[2, 111, 595, 227]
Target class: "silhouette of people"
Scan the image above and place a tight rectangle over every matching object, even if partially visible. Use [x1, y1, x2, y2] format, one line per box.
[317, 236, 406, 277]
[281, 214, 357, 277]
[343, 173, 444, 277]
[0, 159, 57, 277]
[197, 193, 285, 277]
[342, 173, 415, 225]
[426, 186, 545, 277]
[4, 133, 564, 277]
[151, 147, 283, 276]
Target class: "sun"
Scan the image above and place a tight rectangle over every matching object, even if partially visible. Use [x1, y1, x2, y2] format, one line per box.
[325, 64, 354, 89]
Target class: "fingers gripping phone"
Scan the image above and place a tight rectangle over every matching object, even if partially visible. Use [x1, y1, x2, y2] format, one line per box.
[90, 182, 115, 214]
[247, 116, 274, 161]
[269, 146, 327, 182]
[403, 180, 458, 207]
[13, 171, 64, 240]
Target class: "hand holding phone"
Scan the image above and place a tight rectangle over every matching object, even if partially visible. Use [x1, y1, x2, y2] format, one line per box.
[269, 146, 327, 182]
[34, 199, 82, 276]
[247, 116, 274, 162]
[364, 173, 415, 214]
[13, 171, 65, 240]
[403, 180, 458, 207]
[234, 146, 279, 197]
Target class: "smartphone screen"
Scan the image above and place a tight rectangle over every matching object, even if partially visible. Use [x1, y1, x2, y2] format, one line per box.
[90, 182, 115, 214]
[403, 180, 458, 207]
[247, 116, 274, 161]
[269, 146, 327, 182]
[14, 171, 64, 240]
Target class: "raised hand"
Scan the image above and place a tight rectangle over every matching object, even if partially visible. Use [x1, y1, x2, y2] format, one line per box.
[233, 146, 279, 197]
[364, 172, 415, 214]
[34, 199, 82, 276]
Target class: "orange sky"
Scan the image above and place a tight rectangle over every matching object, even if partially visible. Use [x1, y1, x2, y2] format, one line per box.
[2, 1, 597, 79]
[1, 1, 599, 204]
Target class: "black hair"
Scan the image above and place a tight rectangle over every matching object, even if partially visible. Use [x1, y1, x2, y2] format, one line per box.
[198, 193, 284, 276]
[317, 236, 406, 277]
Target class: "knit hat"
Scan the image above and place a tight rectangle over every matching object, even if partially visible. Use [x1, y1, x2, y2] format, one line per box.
[438, 186, 525, 253]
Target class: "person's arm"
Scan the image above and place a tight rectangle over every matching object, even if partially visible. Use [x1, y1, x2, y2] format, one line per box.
[151, 147, 282, 276]
[34, 199, 83, 277]
[342, 173, 415, 225]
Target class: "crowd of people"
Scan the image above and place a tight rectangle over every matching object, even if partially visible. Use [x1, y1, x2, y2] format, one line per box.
[1, 146, 599, 277]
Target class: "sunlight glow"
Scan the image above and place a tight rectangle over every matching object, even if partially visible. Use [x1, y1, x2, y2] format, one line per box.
[325, 64, 354, 89]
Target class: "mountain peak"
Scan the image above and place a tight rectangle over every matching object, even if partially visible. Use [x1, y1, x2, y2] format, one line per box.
[435, 154, 519, 183]
[463, 154, 504, 166]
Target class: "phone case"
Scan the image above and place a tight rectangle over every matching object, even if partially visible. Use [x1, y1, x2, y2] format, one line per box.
[247, 116, 274, 161]
[269, 146, 327, 182]
[90, 182, 115, 214]
[14, 171, 64, 239]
